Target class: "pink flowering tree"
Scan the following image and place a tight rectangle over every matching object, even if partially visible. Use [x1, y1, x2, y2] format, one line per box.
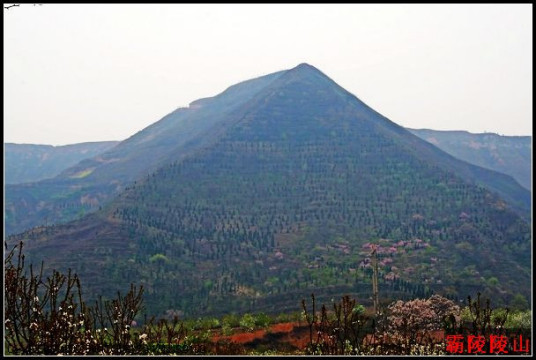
[384, 295, 460, 349]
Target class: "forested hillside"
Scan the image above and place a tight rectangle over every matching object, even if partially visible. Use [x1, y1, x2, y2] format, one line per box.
[5, 70, 286, 235]
[10, 64, 531, 319]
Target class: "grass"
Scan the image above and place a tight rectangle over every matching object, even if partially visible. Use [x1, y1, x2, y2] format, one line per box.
[69, 167, 95, 178]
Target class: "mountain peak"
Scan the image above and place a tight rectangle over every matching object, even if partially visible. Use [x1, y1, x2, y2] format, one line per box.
[7, 61, 531, 320]
[293, 62, 316, 70]
[286, 62, 324, 78]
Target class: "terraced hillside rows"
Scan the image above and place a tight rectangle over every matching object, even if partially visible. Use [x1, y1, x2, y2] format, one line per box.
[9, 63, 531, 319]
[5, 69, 287, 235]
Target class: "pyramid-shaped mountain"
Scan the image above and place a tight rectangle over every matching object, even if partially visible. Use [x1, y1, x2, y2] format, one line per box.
[9, 63, 531, 318]
[5, 64, 529, 235]
[5, 68, 287, 235]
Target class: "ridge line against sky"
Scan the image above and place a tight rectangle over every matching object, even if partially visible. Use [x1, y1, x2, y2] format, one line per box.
[4, 4, 532, 146]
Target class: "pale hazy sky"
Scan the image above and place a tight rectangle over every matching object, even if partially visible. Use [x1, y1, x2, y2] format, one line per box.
[4, 4, 533, 146]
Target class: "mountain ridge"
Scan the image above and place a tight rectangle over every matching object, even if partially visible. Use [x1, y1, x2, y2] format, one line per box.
[5, 63, 530, 236]
[4, 68, 289, 235]
[408, 128, 531, 191]
[9, 63, 531, 319]
[4, 141, 119, 185]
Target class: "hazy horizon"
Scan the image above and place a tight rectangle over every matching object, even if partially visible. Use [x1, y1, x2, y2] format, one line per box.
[4, 4, 532, 146]
[5, 126, 532, 148]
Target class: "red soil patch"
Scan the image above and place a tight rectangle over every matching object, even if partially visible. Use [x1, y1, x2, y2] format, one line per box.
[211, 321, 310, 351]
[212, 322, 446, 352]
[229, 329, 267, 344]
[270, 322, 295, 333]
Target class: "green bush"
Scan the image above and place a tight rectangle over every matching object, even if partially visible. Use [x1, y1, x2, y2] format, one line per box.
[254, 312, 272, 328]
[191, 317, 221, 331]
[221, 313, 240, 336]
[510, 293, 529, 311]
[239, 313, 256, 332]
[504, 310, 531, 331]
[4, 241, 145, 355]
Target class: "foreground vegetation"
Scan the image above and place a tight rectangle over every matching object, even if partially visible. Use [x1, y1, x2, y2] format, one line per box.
[4, 241, 531, 355]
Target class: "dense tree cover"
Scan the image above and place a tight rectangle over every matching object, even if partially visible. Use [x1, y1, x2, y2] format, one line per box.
[4, 69, 287, 236]
[9, 64, 531, 319]
[7, 242, 529, 355]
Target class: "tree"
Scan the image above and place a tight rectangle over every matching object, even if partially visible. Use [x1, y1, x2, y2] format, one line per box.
[510, 293, 529, 311]
[4, 241, 144, 355]
[385, 295, 460, 350]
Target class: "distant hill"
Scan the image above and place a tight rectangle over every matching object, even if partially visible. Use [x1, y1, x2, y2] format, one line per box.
[5, 142, 119, 184]
[9, 63, 530, 320]
[408, 129, 531, 191]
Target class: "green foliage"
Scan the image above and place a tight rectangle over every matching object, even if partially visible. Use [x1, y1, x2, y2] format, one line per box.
[510, 293, 529, 311]
[221, 314, 240, 336]
[352, 304, 365, 315]
[187, 317, 221, 331]
[486, 276, 499, 287]
[149, 253, 169, 264]
[504, 310, 531, 331]
[6, 243, 528, 355]
[7, 64, 531, 320]
[444, 293, 531, 354]
[239, 313, 256, 332]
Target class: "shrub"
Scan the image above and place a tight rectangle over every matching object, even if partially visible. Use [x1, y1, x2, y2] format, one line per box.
[254, 312, 272, 328]
[301, 294, 372, 355]
[221, 313, 240, 336]
[4, 241, 210, 355]
[239, 313, 256, 332]
[4, 241, 144, 355]
[504, 310, 531, 332]
[385, 294, 461, 347]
